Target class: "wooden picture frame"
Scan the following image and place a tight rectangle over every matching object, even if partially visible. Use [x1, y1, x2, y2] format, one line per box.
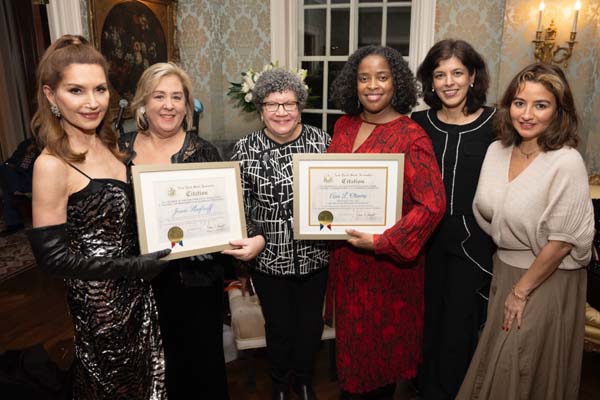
[88, 0, 179, 115]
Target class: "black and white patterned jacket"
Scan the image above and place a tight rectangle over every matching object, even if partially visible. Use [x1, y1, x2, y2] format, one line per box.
[231, 124, 330, 276]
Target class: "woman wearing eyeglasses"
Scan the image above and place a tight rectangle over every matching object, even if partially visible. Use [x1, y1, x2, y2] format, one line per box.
[226, 68, 330, 400]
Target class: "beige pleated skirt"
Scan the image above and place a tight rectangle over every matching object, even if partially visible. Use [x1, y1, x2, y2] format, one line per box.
[457, 255, 587, 400]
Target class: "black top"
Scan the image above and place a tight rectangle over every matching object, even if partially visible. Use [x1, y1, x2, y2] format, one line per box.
[119, 130, 230, 287]
[412, 107, 496, 216]
[6, 138, 38, 175]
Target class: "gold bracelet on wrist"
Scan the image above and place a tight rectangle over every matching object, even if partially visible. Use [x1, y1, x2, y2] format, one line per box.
[511, 285, 529, 302]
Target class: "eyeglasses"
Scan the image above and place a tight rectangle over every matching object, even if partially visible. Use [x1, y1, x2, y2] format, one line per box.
[262, 101, 299, 112]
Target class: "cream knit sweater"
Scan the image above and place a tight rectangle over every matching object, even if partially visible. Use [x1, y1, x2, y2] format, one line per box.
[473, 140, 594, 270]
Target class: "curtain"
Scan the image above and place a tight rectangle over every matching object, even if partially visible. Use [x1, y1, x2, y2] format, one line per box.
[0, 0, 33, 160]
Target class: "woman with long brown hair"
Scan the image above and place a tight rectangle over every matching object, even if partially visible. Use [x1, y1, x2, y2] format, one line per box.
[458, 63, 594, 400]
[26, 34, 169, 399]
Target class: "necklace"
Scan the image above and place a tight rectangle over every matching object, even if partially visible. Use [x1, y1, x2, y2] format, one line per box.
[516, 145, 539, 159]
[360, 112, 401, 126]
[360, 118, 382, 125]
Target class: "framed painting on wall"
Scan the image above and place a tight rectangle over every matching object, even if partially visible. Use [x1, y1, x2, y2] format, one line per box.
[88, 0, 179, 115]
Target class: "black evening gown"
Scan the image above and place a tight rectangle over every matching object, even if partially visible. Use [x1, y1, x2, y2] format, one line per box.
[65, 177, 167, 399]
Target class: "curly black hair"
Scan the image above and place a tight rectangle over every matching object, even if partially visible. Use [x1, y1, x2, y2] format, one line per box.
[330, 46, 417, 115]
[416, 39, 489, 114]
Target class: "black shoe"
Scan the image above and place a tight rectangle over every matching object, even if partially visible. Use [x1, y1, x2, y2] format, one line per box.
[0, 224, 24, 237]
[293, 383, 318, 400]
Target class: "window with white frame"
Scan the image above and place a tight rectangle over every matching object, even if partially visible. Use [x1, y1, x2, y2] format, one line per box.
[270, 0, 436, 133]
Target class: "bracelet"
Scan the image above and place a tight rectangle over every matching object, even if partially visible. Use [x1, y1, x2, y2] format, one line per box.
[511, 285, 529, 302]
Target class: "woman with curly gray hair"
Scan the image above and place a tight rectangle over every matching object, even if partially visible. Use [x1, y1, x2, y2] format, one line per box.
[225, 68, 330, 400]
[326, 46, 446, 399]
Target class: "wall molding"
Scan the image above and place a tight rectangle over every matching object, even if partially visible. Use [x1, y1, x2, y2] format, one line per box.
[47, 0, 83, 41]
[270, 0, 297, 68]
[408, 0, 436, 73]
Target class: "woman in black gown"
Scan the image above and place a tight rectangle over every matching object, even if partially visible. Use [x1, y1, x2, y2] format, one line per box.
[26, 35, 169, 399]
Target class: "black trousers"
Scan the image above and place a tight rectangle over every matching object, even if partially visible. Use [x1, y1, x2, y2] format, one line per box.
[252, 268, 328, 389]
[152, 266, 229, 400]
[420, 215, 493, 400]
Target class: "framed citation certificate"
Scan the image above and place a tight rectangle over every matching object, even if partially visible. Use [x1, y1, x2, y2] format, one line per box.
[131, 162, 247, 260]
[293, 153, 404, 240]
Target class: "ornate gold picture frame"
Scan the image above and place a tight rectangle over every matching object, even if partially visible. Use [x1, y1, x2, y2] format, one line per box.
[88, 0, 178, 114]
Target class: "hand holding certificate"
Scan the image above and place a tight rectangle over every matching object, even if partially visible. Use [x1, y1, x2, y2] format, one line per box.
[293, 153, 404, 239]
[132, 162, 247, 260]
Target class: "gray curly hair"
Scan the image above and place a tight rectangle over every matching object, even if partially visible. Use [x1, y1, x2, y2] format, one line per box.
[252, 69, 308, 112]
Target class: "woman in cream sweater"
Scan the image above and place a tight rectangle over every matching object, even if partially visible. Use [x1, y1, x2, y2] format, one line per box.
[457, 63, 594, 400]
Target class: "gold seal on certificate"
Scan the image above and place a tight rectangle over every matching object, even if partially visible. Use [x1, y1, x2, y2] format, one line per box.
[167, 226, 184, 248]
[293, 154, 404, 240]
[318, 210, 334, 231]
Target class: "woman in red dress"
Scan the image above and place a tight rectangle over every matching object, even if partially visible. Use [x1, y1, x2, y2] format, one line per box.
[328, 45, 446, 399]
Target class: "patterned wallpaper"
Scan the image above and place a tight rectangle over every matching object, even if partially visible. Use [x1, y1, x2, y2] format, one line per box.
[178, 0, 224, 139]
[178, 0, 270, 150]
[577, 1, 600, 173]
[436, 0, 600, 173]
[79, 0, 90, 39]
[435, 0, 506, 103]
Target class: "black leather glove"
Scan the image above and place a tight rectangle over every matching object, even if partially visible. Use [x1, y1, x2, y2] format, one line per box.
[26, 223, 171, 281]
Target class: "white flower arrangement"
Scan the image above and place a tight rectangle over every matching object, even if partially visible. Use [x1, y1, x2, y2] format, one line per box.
[228, 62, 309, 113]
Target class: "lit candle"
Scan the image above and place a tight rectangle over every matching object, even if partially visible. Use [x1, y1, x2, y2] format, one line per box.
[572, 1, 581, 33]
[537, 2, 545, 32]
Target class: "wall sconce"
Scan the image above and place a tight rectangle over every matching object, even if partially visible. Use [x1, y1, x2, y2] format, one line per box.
[532, 1, 580, 68]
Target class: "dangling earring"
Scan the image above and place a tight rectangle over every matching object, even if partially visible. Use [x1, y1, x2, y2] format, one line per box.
[50, 104, 61, 118]
[431, 87, 435, 92]
[139, 106, 149, 130]
[470, 82, 474, 88]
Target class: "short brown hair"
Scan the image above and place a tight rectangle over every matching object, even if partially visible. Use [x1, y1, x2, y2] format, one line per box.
[417, 39, 489, 114]
[496, 63, 579, 150]
[131, 62, 194, 132]
[30, 34, 122, 162]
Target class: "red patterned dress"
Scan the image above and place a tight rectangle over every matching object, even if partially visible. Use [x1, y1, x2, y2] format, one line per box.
[326, 114, 446, 393]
